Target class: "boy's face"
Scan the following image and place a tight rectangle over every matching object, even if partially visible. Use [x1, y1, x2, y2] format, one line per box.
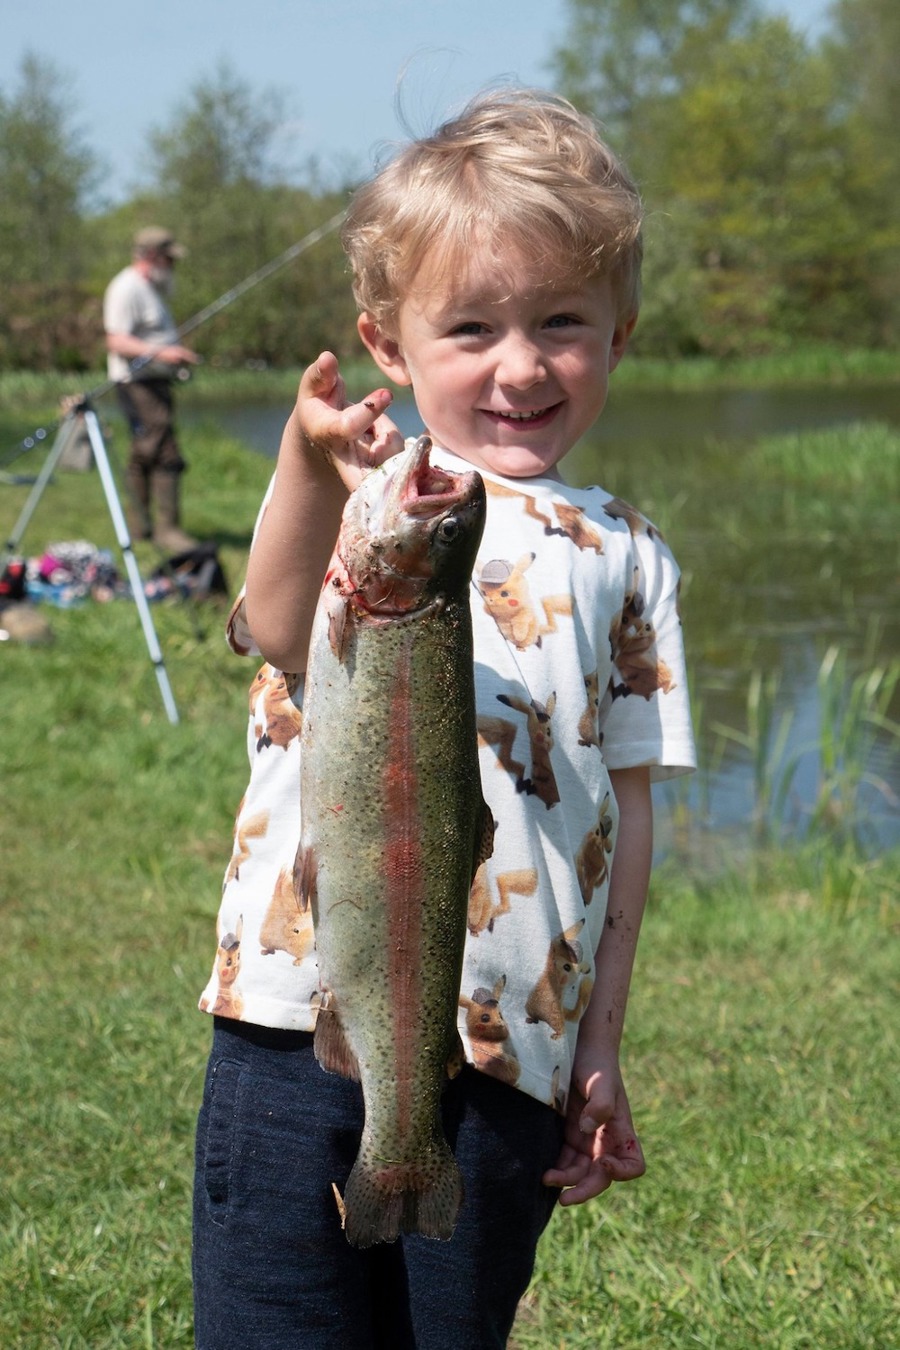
[359, 249, 635, 480]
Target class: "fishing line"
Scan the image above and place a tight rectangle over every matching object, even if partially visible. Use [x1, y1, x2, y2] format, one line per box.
[0, 209, 346, 474]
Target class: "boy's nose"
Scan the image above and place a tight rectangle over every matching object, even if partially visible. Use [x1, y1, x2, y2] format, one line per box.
[494, 333, 546, 388]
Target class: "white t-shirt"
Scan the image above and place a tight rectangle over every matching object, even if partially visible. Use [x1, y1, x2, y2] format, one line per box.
[103, 265, 178, 382]
[198, 444, 696, 1114]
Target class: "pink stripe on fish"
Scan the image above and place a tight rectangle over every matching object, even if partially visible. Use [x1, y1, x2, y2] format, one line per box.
[381, 649, 423, 1139]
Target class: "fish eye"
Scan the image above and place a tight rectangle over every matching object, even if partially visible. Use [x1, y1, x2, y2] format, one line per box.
[437, 517, 459, 542]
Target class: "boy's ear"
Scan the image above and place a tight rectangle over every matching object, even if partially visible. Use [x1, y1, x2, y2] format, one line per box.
[608, 314, 638, 374]
[357, 313, 412, 387]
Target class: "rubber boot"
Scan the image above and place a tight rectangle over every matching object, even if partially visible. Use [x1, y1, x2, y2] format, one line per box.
[124, 463, 153, 541]
[150, 471, 198, 553]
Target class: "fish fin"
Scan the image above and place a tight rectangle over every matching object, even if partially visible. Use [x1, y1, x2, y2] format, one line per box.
[331, 1182, 348, 1229]
[313, 999, 360, 1080]
[293, 844, 316, 912]
[446, 1031, 466, 1080]
[328, 596, 351, 662]
[343, 1141, 463, 1248]
[472, 802, 496, 878]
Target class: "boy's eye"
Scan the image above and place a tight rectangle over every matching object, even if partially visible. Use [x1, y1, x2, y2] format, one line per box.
[545, 313, 580, 329]
[449, 321, 487, 337]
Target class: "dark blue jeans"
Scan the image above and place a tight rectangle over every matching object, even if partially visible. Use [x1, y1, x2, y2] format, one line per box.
[192, 1019, 564, 1349]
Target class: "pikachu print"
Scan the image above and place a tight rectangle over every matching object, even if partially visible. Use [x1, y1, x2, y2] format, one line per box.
[482, 478, 555, 531]
[460, 974, 521, 1087]
[603, 496, 665, 543]
[482, 479, 604, 553]
[224, 805, 269, 885]
[479, 693, 560, 807]
[259, 866, 315, 964]
[577, 670, 603, 750]
[467, 865, 538, 937]
[200, 916, 244, 1019]
[525, 919, 594, 1040]
[575, 792, 615, 903]
[250, 664, 303, 752]
[609, 568, 675, 701]
[544, 501, 605, 554]
[476, 554, 573, 651]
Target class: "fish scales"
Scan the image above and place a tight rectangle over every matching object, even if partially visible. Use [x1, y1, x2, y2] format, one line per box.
[296, 436, 493, 1247]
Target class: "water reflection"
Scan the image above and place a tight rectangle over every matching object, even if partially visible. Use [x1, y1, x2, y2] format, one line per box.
[184, 384, 900, 856]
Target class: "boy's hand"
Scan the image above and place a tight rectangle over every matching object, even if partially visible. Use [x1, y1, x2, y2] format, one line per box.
[297, 350, 403, 493]
[543, 1059, 645, 1206]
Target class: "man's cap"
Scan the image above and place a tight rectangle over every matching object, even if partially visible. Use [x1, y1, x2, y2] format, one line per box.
[133, 226, 187, 259]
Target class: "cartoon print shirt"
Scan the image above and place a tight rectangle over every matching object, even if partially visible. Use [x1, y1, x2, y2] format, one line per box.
[198, 443, 696, 1115]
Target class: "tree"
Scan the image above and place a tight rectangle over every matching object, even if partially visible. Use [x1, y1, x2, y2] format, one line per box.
[824, 0, 900, 342]
[551, 0, 759, 156]
[551, 0, 893, 354]
[643, 17, 868, 354]
[136, 63, 359, 367]
[0, 53, 100, 367]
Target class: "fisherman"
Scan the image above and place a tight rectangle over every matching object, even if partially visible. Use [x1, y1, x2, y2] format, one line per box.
[103, 226, 200, 552]
[193, 88, 696, 1349]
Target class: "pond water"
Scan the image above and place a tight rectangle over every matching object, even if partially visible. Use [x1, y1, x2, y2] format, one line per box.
[184, 383, 900, 860]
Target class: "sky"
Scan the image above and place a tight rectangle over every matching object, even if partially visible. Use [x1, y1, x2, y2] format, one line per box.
[2, 0, 832, 207]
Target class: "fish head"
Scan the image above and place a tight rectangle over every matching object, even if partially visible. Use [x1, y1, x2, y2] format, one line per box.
[339, 436, 486, 618]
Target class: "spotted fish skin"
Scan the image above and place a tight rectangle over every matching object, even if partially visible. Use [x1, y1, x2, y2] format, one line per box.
[296, 436, 493, 1247]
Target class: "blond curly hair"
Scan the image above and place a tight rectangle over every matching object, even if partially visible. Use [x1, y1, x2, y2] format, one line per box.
[343, 87, 643, 335]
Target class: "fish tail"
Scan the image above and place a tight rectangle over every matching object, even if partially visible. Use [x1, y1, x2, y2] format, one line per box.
[342, 1142, 463, 1247]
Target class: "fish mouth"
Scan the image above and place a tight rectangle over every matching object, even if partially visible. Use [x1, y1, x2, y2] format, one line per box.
[392, 435, 480, 517]
[344, 436, 485, 619]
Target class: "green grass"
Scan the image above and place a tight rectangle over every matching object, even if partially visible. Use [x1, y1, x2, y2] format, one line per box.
[1, 415, 897, 1347]
[511, 859, 899, 1349]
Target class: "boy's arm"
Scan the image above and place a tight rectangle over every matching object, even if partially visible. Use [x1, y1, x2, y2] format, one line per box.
[543, 764, 652, 1205]
[244, 352, 401, 673]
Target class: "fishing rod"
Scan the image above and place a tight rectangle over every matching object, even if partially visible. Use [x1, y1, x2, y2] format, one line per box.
[0, 208, 346, 474]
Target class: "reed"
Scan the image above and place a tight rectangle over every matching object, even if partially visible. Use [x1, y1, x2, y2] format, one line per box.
[707, 644, 900, 877]
[710, 669, 796, 844]
[806, 646, 900, 848]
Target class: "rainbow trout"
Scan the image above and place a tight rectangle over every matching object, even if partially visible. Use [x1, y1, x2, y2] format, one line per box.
[295, 436, 493, 1247]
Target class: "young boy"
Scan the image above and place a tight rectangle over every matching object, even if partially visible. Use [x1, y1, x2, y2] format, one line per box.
[194, 88, 695, 1349]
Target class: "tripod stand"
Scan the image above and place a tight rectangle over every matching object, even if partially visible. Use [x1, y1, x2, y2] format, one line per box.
[3, 398, 180, 724]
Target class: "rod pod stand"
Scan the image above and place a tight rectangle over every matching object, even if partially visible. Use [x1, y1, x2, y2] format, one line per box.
[4, 399, 180, 725]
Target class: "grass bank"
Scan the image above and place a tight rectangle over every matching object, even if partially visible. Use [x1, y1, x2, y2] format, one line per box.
[1, 420, 897, 1347]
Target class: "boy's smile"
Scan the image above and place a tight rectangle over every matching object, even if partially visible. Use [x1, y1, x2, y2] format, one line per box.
[359, 253, 636, 480]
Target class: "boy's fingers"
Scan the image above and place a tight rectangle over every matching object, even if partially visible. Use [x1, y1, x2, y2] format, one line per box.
[601, 1153, 645, 1182]
[338, 390, 393, 443]
[306, 351, 340, 393]
[544, 1160, 614, 1205]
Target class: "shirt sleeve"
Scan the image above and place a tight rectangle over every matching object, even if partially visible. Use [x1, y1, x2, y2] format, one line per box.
[599, 527, 696, 781]
[225, 473, 276, 655]
[103, 273, 138, 336]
